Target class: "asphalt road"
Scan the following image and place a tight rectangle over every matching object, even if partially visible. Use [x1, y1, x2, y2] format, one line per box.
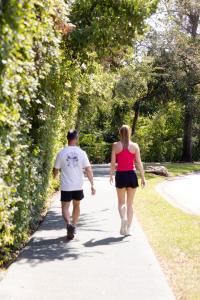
[156, 172, 200, 215]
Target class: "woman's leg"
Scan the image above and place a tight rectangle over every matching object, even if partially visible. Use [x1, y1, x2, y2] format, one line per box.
[116, 188, 126, 220]
[126, 188, 137, 230]
[116, 188, 127, 235]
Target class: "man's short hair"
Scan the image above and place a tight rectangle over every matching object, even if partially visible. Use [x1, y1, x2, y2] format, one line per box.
[67, 130, 78, 141]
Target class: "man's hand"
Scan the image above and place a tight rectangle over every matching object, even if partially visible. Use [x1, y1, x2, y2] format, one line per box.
[85, 166, 96, 195]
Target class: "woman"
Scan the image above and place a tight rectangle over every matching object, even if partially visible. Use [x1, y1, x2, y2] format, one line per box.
[110, 125, 146, 235]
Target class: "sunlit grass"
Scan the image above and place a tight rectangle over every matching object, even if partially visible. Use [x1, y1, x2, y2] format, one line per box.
[135, 163, 200, 300]
[164, 162, 200, 176]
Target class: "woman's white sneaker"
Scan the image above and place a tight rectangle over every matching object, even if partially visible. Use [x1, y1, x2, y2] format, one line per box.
[120, 219, 127, 235]
[126, 226, 132, 236]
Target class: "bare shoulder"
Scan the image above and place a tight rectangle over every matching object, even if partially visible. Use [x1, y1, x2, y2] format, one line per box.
[112, 141, 122, 153]
[112, 141, 120, 148]
[129, 141, 139, 152]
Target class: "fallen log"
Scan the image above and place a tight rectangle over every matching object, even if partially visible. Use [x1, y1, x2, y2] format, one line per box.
[145, 166, 169, 177]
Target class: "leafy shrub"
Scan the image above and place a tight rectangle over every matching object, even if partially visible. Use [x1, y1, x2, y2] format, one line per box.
[81, 143, 111, 164]
[79, 134, 111, 163]
[134, 102, 183, 162]
[0, 0, 79, 265]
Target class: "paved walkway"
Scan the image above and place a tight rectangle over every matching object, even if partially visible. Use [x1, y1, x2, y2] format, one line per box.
[0, 172, 175, 300]
[156, 172, 200, 215]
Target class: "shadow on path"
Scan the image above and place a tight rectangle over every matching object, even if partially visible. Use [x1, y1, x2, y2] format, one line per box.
[35, 208, 109, 232]
[83, 236, 127, 247]
[18, 236, 81, 266]
[16, 208, 110, 267]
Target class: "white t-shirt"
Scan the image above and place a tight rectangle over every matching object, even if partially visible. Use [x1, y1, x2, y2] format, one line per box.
[54, 146, 91, 191]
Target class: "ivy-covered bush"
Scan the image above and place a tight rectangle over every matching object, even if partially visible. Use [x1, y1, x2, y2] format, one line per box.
[0, 0, 79, 265]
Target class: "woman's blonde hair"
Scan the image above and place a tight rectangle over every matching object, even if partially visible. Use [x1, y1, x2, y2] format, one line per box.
[119, 125, 131, 149]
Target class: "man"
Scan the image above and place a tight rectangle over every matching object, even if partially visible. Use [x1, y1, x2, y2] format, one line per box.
[53, 130, 96, 240]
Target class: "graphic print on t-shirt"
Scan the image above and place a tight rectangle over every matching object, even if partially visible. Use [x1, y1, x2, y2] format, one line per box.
[66, 152, 79, 167]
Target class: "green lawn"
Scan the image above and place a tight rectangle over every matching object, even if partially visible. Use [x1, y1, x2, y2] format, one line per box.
[136, 163, 200, 300]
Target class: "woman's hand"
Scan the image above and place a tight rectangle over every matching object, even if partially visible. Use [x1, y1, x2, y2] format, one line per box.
[110, 175, 113, 185]
[91, 185, 96, 195]
[141, 178, 146, 188]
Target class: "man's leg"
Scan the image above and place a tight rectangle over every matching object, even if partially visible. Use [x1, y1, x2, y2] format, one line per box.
[61, 201, 71, 224]
[72, 200, 81, 226]
[61, 201, 75, 240]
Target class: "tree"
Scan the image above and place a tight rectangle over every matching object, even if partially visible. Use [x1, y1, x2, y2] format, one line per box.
[164, 0, 200, 161]
[138, 0, 200, 161]
[68, 0, 158, 56]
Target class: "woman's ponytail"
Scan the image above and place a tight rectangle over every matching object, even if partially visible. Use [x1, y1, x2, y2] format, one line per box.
[119, 125, 131, 149]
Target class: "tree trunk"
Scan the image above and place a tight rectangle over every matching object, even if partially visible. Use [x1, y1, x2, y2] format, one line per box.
[189, 12, 199, 37]
[180, 9, 198, 162]
[181, 108, 193, 162]
[132, 100, 140, 135]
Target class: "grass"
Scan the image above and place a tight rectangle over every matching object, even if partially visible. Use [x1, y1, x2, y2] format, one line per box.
[135, 163, 200, 300]
[164, 162, 200, 176]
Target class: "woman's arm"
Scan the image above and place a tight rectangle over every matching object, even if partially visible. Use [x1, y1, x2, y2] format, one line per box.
[135, 144, 146, 188]
[110, 143, 116, 184]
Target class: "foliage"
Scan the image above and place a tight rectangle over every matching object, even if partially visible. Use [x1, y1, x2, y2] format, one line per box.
[76, 58, 117, 133]
[79, 134, 111, 163]
[76, 54, 154, 149]
[134, 102, 183, 162]
[142, 0, 200, 161]
[69, 0, 158, 58]
[0, 0, 159, 266]
[0, 0, 79, 265]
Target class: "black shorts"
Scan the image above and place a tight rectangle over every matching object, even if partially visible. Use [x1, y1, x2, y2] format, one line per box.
[61, 190, 84, 202]
[115, 170, 139, 189]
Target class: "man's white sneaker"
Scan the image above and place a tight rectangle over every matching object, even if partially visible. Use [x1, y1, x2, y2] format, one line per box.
[120, 219, 127, 235]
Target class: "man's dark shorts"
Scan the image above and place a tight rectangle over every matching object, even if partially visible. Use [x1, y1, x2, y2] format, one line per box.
[61, 190, 84, 202]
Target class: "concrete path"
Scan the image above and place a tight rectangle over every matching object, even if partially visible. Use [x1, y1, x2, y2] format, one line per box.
[156, 172, 200, 215]
[0, 172, 175, 300]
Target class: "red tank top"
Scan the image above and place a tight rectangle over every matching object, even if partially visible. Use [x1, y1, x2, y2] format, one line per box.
[116, 148, 136, 171]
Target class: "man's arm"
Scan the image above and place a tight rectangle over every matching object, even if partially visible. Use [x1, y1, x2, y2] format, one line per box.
[53, 152, 61, 179]
[53, 167, 60, 179]
[85, 166, 96, 195]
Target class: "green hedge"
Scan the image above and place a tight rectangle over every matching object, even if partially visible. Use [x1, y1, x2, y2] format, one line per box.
[0, 0, 79, 265]
[81, 143, 112, 164]
[79, 133, 111, 163]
